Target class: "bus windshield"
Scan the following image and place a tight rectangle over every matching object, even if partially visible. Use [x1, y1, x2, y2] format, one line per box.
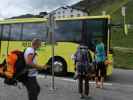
[82, 19, 107, 50]
[22, 23, 48, 41]
[55, 19, 108, 50]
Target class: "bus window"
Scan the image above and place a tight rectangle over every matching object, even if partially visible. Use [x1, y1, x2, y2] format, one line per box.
[55, 20, 82, 43]
[10, 24, 21, 40]
[3, 25, 10, 40]
[22, 23, 47, 41]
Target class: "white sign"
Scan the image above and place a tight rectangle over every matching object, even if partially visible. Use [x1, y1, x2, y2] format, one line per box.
[102, 11, 106, 15]
[122, 6, 126, 16]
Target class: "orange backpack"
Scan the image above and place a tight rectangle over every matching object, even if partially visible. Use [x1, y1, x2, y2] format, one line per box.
[0, 50, 27, 85]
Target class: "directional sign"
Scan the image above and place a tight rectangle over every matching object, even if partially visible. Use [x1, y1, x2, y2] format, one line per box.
[122, 6, 126, 17]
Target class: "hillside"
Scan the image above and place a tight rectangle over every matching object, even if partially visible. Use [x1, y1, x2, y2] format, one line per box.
[111, 0, 133, 48]
[9, 12, 47, 19]
[74, 0, 133, 47]
[111, 0, 133, 69]
[74, 0, 133, 69]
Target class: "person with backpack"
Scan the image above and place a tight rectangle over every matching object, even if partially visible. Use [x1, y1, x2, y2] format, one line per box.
[22, 38, 48, 100]
[74, 45, 92, 99]
[0, 38, 48, 100]
[95, 39, 106, 89]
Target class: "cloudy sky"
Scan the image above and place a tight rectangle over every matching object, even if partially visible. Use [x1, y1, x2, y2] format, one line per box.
[0, 0, 81, 18]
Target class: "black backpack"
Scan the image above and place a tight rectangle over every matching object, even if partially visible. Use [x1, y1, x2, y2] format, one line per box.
[1, 50, 28, 86]
[74, 46, 92, 74]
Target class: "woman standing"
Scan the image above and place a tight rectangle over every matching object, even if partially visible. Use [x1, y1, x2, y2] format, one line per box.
[95, 39, 106, 88]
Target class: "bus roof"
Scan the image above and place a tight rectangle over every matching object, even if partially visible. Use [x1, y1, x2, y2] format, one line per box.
[0, 15, 110, 24]
[56, 15, 111, 21]
[0, 18, 47, 24]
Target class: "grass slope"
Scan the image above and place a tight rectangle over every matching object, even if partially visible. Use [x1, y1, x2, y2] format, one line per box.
[74, 0, 133, 69]
[93, 0, 133, 69]
[111, 0, 133, 69]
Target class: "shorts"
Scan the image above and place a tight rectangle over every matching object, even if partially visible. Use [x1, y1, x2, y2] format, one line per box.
[96, 62, 106, 77]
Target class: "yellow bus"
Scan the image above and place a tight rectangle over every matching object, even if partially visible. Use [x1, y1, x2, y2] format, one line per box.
[0, 16, 113, 76]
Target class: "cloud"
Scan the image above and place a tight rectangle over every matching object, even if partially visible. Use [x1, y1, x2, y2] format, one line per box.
[0, 0, 81, 18]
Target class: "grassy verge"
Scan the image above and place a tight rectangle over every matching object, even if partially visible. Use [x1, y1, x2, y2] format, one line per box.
[111, 0, 133, 69]
[114, 50, 133, 69]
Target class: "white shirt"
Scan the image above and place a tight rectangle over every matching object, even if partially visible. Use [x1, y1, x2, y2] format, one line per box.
[24, 47, 38, 77]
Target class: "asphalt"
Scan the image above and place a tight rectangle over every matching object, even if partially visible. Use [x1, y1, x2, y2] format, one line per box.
[0, 69, 133, 100]
[109, 69, 133, 85]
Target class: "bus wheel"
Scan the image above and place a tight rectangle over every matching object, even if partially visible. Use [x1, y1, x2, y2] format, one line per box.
[48, 57, 67, 76]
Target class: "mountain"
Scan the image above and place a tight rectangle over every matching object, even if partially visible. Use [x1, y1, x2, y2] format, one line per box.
[10, 12, 48, 19]
[73, 0, 133, 47]
[73, 0, 133, 68]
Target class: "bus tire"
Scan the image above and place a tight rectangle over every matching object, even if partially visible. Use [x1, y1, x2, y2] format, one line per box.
[47, 56, 67, 76]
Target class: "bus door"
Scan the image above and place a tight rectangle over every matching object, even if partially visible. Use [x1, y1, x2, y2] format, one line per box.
[81, 19, 108, 51]
[81, 20, 95, 51]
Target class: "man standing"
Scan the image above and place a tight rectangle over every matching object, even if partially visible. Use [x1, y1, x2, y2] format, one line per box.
[95, 39, 106, 88]
[22, 38, 47, 100]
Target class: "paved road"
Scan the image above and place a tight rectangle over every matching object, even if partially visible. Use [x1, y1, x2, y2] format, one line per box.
[0, 69, 133, 100]
[109, 69, 133, 85]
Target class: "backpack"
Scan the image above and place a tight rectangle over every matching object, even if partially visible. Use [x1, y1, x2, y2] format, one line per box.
[0, 50, 27, 85]
[74, 46, 92, 74]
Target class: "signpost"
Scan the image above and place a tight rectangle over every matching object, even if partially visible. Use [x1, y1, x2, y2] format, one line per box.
[121, 6, 128, 35]
[48, 13, 56, 90]
[102, 11, 106, 16]
[122, 6, 126, 17]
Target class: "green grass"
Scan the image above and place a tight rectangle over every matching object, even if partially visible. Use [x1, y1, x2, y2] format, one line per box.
[110, 0, 133, 69]
[90, 0, 129, 16]
[75, 0, 133, 48]
[114, 50, 133, 69]
[88, 0, 133, 69]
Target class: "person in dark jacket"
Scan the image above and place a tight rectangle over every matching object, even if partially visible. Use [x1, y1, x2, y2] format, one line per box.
[74, 45, 92, 99]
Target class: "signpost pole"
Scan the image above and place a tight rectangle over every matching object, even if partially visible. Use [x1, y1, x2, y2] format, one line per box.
[48, 13, 56, 90]
[122, 6, 128, 35]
